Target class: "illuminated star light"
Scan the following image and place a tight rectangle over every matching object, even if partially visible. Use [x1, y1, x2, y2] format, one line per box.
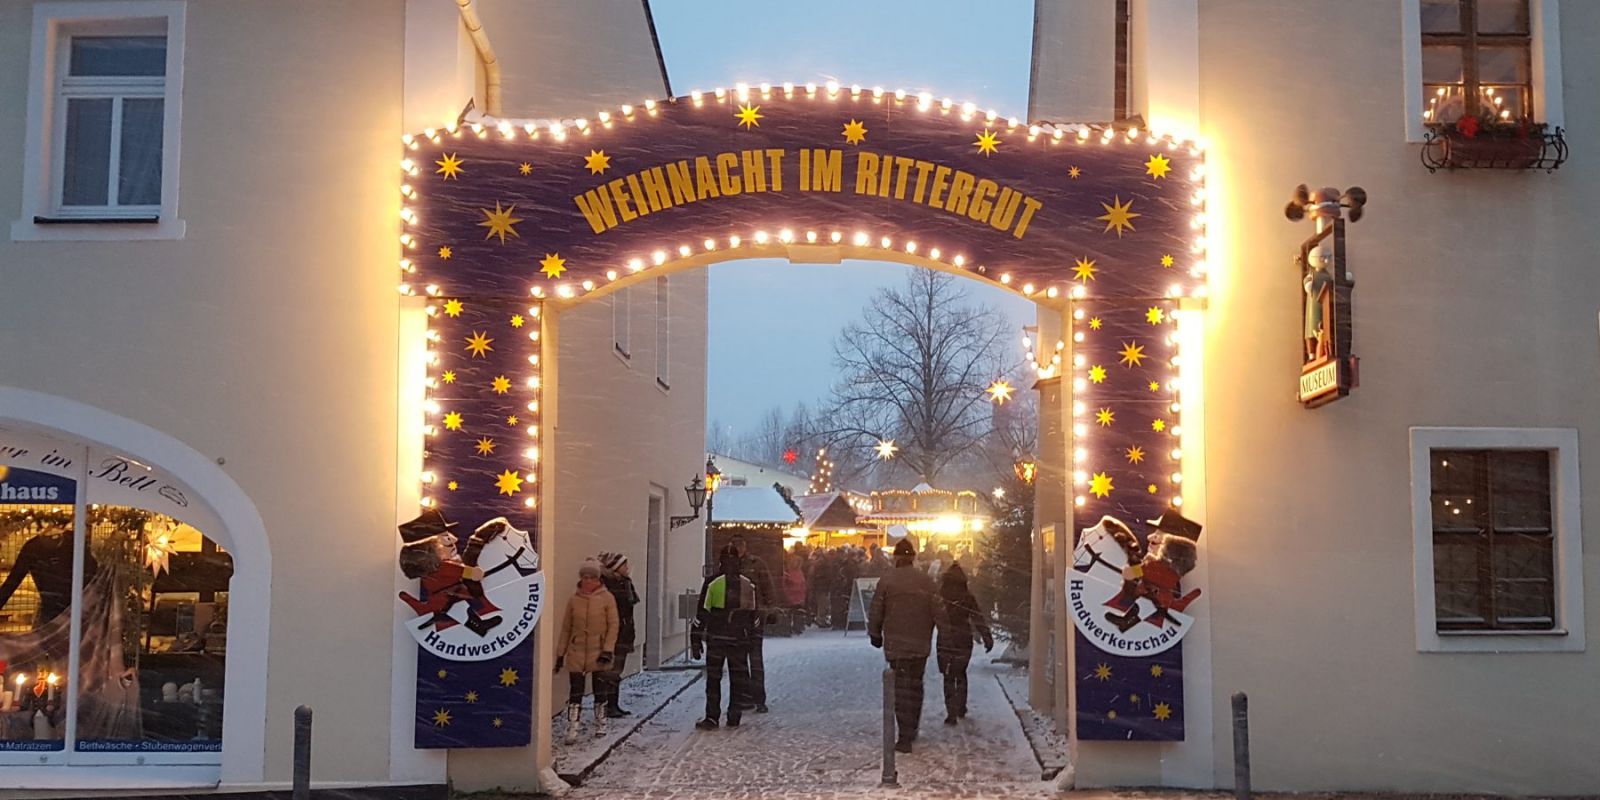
[443, 411, 464, 431]
[584, 149, 611, 174]
[1068, 165, 1082, 179]
[478, 201, 523, 244]
[143, 530, 177, 578]
[1096, 408, 1115, 427]
[1125, 446, 1145, 464]
[1118, 341, 1146, 367]
[1146, 306, 1165, 325]
[1072, 257, 1098, 282]
[842, 119, 867, 144]
[986, 379, 1014, 404]
[1145, 153, 1172, 179]
[432, 709, 452, 727]
[443, 299, 464, 317]
[1088, 317, 1103, 331]
[475, 437, 496, 455]
[499, 668, 520, 687]
[540, 253, 567, 279]
[1098, 196, 1141, 237]
[735, 103, 763, 129]
[434, 153, 463, 180]
[974, 129, 1001, 156]
[510, 314, 525, 328]
[495, 468, 524, 496]
[438, 246, 453, 260]
[1089, 365, 1108, 384]
[518, 162, 532, 176]
[1090, 472, 1114, 498]
[491, 375, 511, 394]
[465, 330, 494, 358]
[876, 439, 898, 460]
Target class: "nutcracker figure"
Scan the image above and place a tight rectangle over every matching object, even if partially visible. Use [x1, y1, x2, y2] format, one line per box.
[1104, 511, 1203, 633]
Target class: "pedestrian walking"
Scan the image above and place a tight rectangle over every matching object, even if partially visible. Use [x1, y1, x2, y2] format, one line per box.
[729, 533, 774, 713]
[692, 544, 757, 730]
[594, 551, 639, 718]
[782, 552, 808, 631]
[810, 550, 834, 628]
[935, 562, 993, 725]
[554, 559, 619, 743]
[830, 548, 857, 631]
[868, 539, 943, 753]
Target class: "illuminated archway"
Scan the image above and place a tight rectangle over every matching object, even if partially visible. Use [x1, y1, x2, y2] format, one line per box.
[397, 83, 1208, 753]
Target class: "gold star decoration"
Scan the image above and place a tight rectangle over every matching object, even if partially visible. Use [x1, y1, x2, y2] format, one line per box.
[1148, 483, 1160, 494]
[1125, 446, 1145, 464]
[491, 375, 511, 395]
[876, 439, 898, 460]
[539, 253, 567, 279]
[518, 162, 532, 176]
[1096, 408, 1115, 427]
[1151, 665, 1164, 677]
[478, 201, 523, 244]
[437, 669, 448, 679]
[444, 299, 464, 317]
[1108, 710, 1119, 720]
[1068, 165, 1082, 179]
[465, 330, 494, 358]
[1073, 257, 1098, 283]
[510, 314, 525, 328]
[1094, 663, 1113, 681]
[842, 119, 867, 144]
[475, 437, 496, 455]
[735, 103, 763, 129]
[1146, 306, 1165, 325]
[1153, 702, 1173, 721]
[1098, 196, 1141, 237]
[442, 370, 457, 384]
[1090, 472, 1114, 498]
[986, 380, 1014, 404]
[432, 708, 452, 727]
[499, 668, 520, 687]
[1148, 380, 1161, 392]
[1089, 317, 1103, 331]
[1089, 365, 1108, 384]
[1160, 254, 1175, 268]
[443, 411, 464, 431]
[1152, 418, 1167, 432]
[438, 246, 453, 260]
[495, 468, 524, 496]
[434, 153, 463, 180]
[465, 690, 480, 704]
[1118, 341, 1146, 367]
[584, 149, 611, 174]
[492, 718, 503, 728]
[447, 481, 459, 491]
[506, 414, 519, 426]
[1145, 153, 1172, 179]
[974, 129, 1001, 156]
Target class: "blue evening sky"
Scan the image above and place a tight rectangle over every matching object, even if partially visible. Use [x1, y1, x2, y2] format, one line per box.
[651, 0, 1038, 440]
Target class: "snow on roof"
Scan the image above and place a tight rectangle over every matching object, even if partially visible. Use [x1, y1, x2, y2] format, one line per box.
[794, 492, 859, 530]
[711, 485, 802, 525]
[912, 482, 937, 493]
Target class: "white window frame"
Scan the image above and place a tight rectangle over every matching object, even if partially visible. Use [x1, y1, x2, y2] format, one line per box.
[1409, 427, 1585, 653]
[655, 276, 671, 391]
[13, 1, 187, 241]
[1401, 0, 1562, 142]
[613, 286, 632, 362]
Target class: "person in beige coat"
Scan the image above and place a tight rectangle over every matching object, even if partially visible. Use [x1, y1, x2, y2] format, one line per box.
[555, 559, 619, 742]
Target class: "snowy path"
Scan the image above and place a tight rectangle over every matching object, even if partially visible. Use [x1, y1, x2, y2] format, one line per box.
[572, 629, 1055, 798]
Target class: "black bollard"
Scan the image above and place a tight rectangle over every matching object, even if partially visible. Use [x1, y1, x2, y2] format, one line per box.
[881, 667, 898, 787]
[293, 705, 313, 800]
[1231, 692, 1250, 800]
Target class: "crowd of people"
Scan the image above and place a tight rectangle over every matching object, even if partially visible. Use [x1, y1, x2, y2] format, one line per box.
[778, 541, 974, 631]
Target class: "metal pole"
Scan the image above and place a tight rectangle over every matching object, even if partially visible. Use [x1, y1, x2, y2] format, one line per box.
[292, 705, 313, 800]
[1231, 692, 1250, 800]
[881, 667, 898, 787]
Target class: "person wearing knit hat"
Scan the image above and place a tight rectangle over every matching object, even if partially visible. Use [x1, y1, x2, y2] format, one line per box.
[593, 551, 639, 718]
[555, 559, 618, 742]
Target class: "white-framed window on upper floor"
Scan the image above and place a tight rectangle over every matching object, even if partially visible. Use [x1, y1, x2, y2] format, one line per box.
[613, 286, 632, 361]
[1402, 0, 1562, 142]
[655, 276, 671, 391]
[1409, 427, 1585, 653]
[13, 1, 187, 241]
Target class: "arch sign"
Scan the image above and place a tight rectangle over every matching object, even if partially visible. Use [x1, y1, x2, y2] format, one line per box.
[399, 84, 1208, 746]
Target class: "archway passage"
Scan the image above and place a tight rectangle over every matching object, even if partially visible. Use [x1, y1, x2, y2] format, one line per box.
[398, 87, 1208, 753]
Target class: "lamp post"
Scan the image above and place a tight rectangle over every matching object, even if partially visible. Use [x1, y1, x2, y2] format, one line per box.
[702, 457, 722, 574]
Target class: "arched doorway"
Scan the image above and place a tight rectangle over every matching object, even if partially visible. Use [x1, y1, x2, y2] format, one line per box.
[0, 388, 270, 787]
[397, 84, 1208, 788]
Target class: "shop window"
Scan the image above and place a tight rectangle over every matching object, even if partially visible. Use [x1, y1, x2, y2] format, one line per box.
[1409, 428, 1584, 653]
[14, 2, 187, 240]
[1420, 0, 1533, 125]
[0, 474, 230, 755]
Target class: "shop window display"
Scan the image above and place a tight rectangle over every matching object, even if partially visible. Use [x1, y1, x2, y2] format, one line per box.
[0, 467, 230, 754]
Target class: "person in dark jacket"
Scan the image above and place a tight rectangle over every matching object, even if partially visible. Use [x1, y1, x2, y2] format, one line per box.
[830, 549, 858, 631]
[594, 551, 639, 718]
[729, 534, 774, 713]
[809, 550, 834, 628]
[868, 539, 943, 753]
[691, 544, 756, 730]
[934, 562, 993, 725]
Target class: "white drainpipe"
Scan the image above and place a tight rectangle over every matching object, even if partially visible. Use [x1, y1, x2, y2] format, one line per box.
[455, 0, 502, 116]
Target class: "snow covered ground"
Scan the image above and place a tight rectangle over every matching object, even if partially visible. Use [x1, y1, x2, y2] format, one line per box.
[565, 629, 1057, 798]
[551, 667, 701, 780]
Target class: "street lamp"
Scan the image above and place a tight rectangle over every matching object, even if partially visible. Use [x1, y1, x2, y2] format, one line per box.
[670, 476, 707, 529]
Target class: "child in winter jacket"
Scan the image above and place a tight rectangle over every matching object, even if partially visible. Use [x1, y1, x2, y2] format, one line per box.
[555, 559, 619, 742]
